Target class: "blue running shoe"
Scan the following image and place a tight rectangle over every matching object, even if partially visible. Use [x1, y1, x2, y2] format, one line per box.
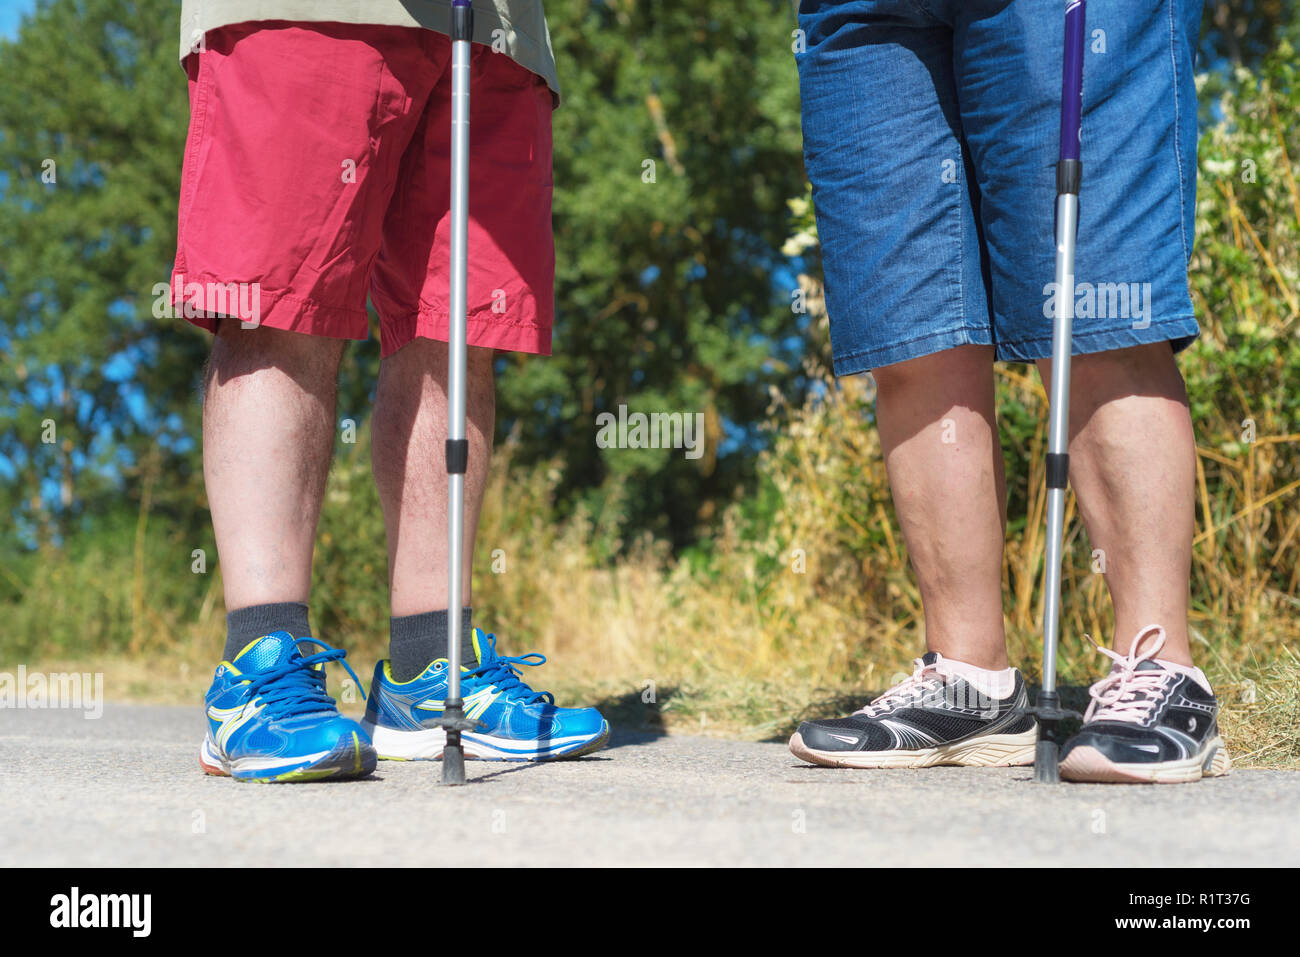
[200, 631, 377, 783]
[361, 628, 609, 761]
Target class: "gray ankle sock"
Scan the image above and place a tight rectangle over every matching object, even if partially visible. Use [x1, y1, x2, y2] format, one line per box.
[390, 608, 475, 681]
[223, 602, 311, 662]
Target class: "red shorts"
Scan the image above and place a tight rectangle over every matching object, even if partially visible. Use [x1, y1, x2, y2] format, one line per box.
[172, 21, 554, 356]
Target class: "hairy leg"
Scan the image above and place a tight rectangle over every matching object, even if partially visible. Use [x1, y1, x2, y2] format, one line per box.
[873, 345, 1009, 669]
[371, 339, 495, 615]
[203, 323, 344, 612]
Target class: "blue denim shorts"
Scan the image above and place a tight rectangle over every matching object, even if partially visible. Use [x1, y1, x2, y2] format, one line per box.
[797, 0, 1203, 375]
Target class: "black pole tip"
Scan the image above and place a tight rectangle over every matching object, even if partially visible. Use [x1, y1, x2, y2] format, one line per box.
[1034, 739, 1062, 784]
[442, 741, 466, 786]
[432, 701, 475, 786]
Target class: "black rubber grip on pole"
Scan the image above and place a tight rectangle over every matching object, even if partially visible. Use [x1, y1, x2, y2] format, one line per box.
[1056, 159, 1082, 196]
[446, 438, 468, 475]
[451, 3, 473, 41]
[1046, 452, 1069, 489]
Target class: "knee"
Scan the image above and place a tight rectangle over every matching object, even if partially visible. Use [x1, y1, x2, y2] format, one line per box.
[872, 344, 993, 398]
[208, 322, 345, 383]
[1069, 343, 1185, 402]
[381, 338, 495, 380]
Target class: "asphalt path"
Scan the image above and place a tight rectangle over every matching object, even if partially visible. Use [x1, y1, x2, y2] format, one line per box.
[3, 703, 1296, 866]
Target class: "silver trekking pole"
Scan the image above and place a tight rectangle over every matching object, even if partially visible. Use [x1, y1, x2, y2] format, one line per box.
[433, 0, 478, 787]
[1027, 0, 1087, 783]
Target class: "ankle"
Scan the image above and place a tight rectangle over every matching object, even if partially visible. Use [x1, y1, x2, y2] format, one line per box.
[223, 601, 311, 662]
[935, 654, 1017, 699]
[928, 645, 1008, 672]
[389, 607, 476, 680]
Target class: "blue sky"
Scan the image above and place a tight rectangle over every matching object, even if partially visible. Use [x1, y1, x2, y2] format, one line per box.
[0, 0, 35, 41]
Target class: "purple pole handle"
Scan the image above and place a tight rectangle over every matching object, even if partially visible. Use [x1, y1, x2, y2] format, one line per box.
[451, 0, 472, 42]
[1059, 0, 1086, 163]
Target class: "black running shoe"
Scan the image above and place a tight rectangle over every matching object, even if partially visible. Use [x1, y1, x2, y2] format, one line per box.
[1060, 625, 1231, 784]
[789, 652, 1037, 768]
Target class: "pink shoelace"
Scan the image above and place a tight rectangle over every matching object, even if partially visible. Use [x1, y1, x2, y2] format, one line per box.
[854, 655, 946, 717]
[1083, 624, 1176, 724]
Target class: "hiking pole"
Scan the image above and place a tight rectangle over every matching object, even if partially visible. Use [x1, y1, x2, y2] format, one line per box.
[433, 0, 478, 786]
[1028, 0, 1087, 783]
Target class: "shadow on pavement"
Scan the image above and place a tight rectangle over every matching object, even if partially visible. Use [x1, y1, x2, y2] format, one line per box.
[585, 687, 674, 750]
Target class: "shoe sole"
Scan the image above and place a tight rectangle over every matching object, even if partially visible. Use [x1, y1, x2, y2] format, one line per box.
[788, 726, 1037, 769]
[361, 718, 611, 762]
[200, 732, 377, 783]
[1060, 735, 1231, 784]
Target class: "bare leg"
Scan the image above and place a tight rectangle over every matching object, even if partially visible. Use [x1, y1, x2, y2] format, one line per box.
[873, 345, 1009, 669]
[1035, 342, 1196, 664]
[203, 323, 344, 612]
[371, 339, 495, 616]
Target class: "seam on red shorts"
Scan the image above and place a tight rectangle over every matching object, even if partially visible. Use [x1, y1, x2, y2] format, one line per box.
[176, 55, 212, 278]
[170, 277, 369, 339]
[379, 303, 551, 357]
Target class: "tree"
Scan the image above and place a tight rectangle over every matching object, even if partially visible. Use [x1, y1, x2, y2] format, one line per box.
[1201, 0, 1297, 71]
[499, 0, 806, 544]
[0, 0, 202, 548]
